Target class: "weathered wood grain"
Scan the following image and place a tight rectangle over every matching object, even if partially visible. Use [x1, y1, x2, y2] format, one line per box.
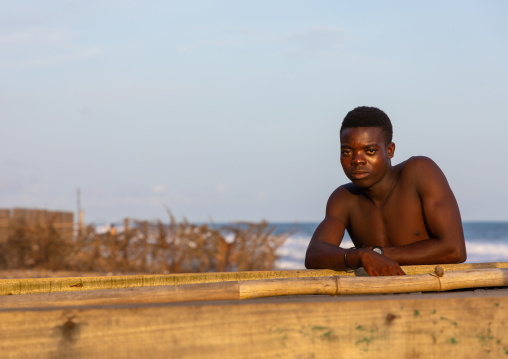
[0, 291, 506, 358]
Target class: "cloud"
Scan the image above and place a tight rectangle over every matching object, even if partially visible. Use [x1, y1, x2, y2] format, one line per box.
[174, 25, 348, 59]
[15, 46, 102, 68]
[0, 26, 102, 69]
[0, 182, 48, 208]
[282, 26, 347, 58]
[215, 182, 227, 193]
[152, 183, 167, 194]
[0, 27, 69, 47]
[97, 83, 189, 104]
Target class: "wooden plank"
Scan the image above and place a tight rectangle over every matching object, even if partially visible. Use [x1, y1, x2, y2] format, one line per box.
[0, 290, 506, 358]
[2, 262, 507, 296]
[1, 268, 507, 309]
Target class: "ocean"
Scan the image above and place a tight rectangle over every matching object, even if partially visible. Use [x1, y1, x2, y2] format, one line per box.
[274, 221, 508, 269]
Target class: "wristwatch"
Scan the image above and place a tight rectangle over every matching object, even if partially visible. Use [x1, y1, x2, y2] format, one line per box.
[372, 246, 384, 255]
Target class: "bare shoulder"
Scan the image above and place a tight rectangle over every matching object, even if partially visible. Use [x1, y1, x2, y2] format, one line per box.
[325, 184, 357, 220]
[328, 183, 360, 203]
[399, 156, 445, 179]
[399, 156, 451, 193]
[401, 155, 440, 169]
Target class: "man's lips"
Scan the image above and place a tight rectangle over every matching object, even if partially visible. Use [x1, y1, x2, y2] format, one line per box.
[350, 171, 369, 179]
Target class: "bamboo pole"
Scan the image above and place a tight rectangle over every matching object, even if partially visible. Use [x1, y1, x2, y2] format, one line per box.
[2, 262, 507, 296]
[239, 267, 508, 298]
[1, 268, 507, 309]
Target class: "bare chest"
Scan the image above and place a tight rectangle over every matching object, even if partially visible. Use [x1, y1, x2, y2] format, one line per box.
[346, 186, 429, 247]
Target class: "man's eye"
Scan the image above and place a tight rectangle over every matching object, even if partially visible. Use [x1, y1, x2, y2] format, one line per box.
[366, 150, 376, 155]
[341, 150, 351, 156]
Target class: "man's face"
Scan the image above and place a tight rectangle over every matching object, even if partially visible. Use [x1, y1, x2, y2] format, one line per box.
[340, 127, 395, 189]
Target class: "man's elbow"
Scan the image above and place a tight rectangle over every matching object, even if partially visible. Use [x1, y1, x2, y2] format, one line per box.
[454, 250, 467, 264]
[304, 248, 320, 269]
[443, 245, 467, 264]
[304, 253, 316, 269]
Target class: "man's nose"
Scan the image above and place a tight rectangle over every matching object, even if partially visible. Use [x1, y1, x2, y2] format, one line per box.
[351, 152, 366, 165]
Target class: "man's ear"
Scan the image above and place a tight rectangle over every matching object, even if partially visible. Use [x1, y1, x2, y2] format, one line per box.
[387, 142, 395, 159]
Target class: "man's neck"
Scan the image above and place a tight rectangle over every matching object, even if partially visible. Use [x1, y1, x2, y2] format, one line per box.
[361, 167, 398, 205]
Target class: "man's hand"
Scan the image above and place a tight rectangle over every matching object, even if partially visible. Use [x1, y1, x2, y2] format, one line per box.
[357, 248, 406, 276]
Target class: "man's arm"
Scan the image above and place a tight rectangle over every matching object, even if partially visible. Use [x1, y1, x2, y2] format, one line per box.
[305, 187, 405, 275]
[381, 156, 467, 265]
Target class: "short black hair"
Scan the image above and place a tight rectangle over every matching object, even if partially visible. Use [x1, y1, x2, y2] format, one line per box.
[340, 106, 393, 144]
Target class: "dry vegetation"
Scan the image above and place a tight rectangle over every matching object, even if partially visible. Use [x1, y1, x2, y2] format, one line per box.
[0, 211, 289, 276]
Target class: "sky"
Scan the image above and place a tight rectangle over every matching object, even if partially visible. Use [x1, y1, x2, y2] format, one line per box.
[1, 1, 507, 224]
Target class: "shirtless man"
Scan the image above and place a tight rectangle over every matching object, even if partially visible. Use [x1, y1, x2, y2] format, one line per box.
[305, 106, 467, 276]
